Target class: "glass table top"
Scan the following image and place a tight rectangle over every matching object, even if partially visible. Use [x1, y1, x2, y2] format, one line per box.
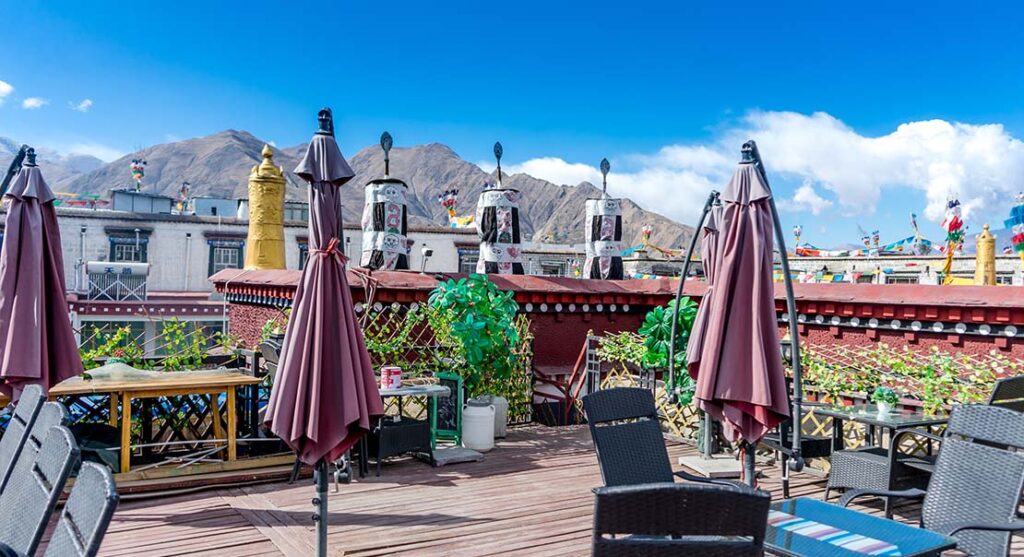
[765, 498, 956, 557]
[810, 404, 948, 429]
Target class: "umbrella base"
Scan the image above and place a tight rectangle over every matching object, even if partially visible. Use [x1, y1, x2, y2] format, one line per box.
[677, 454, 741, 479]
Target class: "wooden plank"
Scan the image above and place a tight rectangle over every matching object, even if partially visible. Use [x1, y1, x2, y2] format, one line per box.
[87, 425, 1024, 557]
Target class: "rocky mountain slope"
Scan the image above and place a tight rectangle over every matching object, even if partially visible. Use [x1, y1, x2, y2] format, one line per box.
[21, 130, 692, 248]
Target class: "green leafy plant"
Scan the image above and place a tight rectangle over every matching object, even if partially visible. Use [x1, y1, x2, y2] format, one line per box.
[800, 344, 1004, 416]
[157, 319, 208, 371]
[596, 331, 647, 368]
[870, 386, 898, 405]
[428, 274, 520, 398]
[260, 308, 291, 342]
[79, 325, 149, 370]
[638, 298, 698, 403]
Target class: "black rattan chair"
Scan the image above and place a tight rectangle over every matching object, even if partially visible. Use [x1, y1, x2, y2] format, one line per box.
[592, 482, 771, 557]
[827, 376, 1024, 516]
[582, 388, 739, 488]
[839, 405, 1024, 556]
[44, 461, 119, 557]
[0, 384, 45, 495]
[0, 425, 81, 556]
[988, 375, 1024, 412]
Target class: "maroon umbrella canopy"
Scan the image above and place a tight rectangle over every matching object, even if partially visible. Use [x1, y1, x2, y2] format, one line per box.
[686, 203, 721, 376]
[688, 161, 789, 445]
[0, 151, 83, 400]
[265, 113, 383, 465]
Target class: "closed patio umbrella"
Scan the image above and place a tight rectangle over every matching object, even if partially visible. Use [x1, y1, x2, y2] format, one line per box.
[688, 141, 793, 485]
[265, 109, 383, 556]
[0, 148, 83, 401]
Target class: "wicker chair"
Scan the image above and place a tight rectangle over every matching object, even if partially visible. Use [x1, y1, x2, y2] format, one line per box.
[582, 387, 737, 488]
[988, 375, 1024, 412]
[827, 376, 1024, 516]
[0, 425, 81, 556]
[839, 405, 1024, 556]
[592, 482, 771, 557]
[0, 384, 45, 495]
[43, 462, 119, 557]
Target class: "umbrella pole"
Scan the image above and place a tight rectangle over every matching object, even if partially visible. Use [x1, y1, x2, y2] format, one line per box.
[740, 440, 757, 487]
[313, 458, 328, 557]
[748, 142, 805, 474]
[667, 190, 718, 458]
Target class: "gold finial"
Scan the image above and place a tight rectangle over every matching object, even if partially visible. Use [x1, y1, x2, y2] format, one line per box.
[253, 144, 283, 179]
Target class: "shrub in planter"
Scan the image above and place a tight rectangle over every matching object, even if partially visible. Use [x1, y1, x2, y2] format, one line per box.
[428, 274, 520, 399]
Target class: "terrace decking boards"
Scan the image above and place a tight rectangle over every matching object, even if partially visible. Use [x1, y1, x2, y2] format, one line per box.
[37, 425, 1022, 556]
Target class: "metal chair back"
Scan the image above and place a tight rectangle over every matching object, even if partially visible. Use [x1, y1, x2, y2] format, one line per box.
[921, 404, 1024, 556]
[583, 388, 675, 487]
[593, 482, 771, 557]
[987, 375, 1024, 412]
[44, 462, 119, 557]
[0, 384, 45, 494]
[0, 425, 81, 555]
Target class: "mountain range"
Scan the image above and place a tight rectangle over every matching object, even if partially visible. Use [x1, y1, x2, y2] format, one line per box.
[1, 130, 693, 249]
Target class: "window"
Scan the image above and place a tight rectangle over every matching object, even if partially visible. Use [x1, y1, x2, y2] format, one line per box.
[207, 238, 244, 275]
[887, 275, 919, 284]
[540, 260, 567, 276]
[211, 247, 240, 273]
[298, 243, 309, 270]
[457, 248, 479, 274]
[996, 274, 1014, 285]
[284, 204, 309, 222]
[108, 232, 150, 262]
[113, 243, 144, 262]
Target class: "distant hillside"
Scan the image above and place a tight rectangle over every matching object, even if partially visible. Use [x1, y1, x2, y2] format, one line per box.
[37, 130, 693, 248]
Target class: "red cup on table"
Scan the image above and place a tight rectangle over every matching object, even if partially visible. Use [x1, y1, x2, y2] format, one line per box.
[380, 366, 402, 390]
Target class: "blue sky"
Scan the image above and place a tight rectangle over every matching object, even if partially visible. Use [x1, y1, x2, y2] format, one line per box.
[2, 0, 1024, 247]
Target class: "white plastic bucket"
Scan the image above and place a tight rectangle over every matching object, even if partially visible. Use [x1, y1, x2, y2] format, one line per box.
[462, 402, 496, 452]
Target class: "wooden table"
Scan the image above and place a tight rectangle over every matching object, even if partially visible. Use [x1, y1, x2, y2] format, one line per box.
[46, 370, 262, 473]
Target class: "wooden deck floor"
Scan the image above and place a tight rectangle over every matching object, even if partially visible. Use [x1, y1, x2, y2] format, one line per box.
[86, 425, 1021, 556]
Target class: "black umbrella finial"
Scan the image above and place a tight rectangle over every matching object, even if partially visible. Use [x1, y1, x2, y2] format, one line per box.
[600, 158, 610, 194]
[24, 147, 38, 167]
[493, 141, 503, 186]
[741, 139, 763, 166]
[317, 108, 335, 137]
[381, 131, 393, 176]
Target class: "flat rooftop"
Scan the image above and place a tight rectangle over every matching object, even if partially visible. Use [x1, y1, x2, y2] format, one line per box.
[49, 425, 1022, 556]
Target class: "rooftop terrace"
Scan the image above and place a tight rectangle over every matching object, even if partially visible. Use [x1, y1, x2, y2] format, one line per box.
[66, 425, 1022, 556]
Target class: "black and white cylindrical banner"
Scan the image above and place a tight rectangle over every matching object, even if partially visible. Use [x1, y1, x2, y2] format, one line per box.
[476, 188, 524, 275]
[583, 196, 623, 280]
[360, 178, 410, 270]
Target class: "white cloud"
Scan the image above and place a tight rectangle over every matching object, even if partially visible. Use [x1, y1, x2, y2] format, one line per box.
[0, 80, 12, 105]
[779, 181, 833, 215]
[729, 111, 1024, 223]
[494, 111, 1024, 226]
[69, 98, 93, 112]
[66, 142, 125, 162]
[503, 157, 602, 186]
[21, 97, 49, 109]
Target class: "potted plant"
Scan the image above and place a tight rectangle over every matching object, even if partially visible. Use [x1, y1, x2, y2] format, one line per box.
[428, 274, 520, 449]
[870, 386, 898, 415]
